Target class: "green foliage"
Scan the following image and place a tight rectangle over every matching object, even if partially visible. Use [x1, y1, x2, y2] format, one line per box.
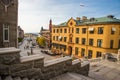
[36, 36, 46, 46]
[18, 38, 23, 42]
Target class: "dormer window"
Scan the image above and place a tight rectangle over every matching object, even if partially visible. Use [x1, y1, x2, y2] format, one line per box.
[70, 22, 73, 25]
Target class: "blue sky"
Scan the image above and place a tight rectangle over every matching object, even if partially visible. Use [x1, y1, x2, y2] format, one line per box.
[18, 0, 120, 33]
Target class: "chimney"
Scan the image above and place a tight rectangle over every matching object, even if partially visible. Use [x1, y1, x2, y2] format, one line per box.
[90, 17, 95, 21]
[107, 15, 114, 18]
[76, 17, 81, 21]
[82, 16, 87, 21]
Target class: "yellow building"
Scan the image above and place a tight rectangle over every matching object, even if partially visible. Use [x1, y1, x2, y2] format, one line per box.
[52, 15, 120, 59]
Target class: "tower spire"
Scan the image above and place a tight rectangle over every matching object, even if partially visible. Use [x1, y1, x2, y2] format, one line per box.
[49, 19, 52, 32]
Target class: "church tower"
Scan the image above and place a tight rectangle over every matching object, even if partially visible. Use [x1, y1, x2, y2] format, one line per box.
[0, 0, 18, 48]
[49, 19, 52, 32]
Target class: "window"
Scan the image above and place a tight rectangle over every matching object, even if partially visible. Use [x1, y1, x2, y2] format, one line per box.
[76, 28, 79, 33]
[56, 36, 58, 41]
[60, 46, 62, 50]
[90, 31, 94, 34]
[96, 51, 102, 58]
[75, 47, 78, 55]
[98, 27, 103, 34]
[76, 37, 79, 44]
[88, 50, 93, 59]
[64, 37, 67, 42]
[60, 29, 62, 33]
[64, 47, 66, 51]
[53, 36, 55, 40]
[57, 29, 59, 33]
[69, 37, 72, 42]
[56, 46, 58, 49]
[3, 24, 9, 42]
[82, 38, 86, 45]
[97, 39, 102, 47]
[64, 29, 67, 33]
[81, 48, 85, 57]
[60, 37, 62, 41]
[118, 40, 120, 49]
[110, 40, 114, 49]
[82, 28, 86, 34]
[53, 29, 55, 33]
[89, 39, 93, 46]
[88, 27, 94, 34]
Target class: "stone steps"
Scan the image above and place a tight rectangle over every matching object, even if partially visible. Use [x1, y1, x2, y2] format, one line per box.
[1, 72, 94, 80]
[0, 76, 40, 80]
[50, 72, 94, 80]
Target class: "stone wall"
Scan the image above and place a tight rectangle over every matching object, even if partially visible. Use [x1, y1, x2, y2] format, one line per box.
[0, 47, 90, 80]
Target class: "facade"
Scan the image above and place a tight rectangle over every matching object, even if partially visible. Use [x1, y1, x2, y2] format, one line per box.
[52, 15, 120, 59]
[40, 29, 51, 48]
[0, 0, 18, 48]
[18, 26, 24, 39]
[39, 19, 52, 49]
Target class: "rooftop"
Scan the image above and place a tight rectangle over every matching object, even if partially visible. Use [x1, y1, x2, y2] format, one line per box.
[56, 15, 120, 27]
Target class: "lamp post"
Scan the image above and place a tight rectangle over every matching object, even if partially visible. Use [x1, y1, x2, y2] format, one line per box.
[31, 46, 33, 55]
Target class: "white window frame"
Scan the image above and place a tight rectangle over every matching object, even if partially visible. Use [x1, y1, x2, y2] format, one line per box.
[3, 24, 9, 42]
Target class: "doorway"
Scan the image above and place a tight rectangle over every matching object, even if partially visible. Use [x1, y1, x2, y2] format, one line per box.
[68, 46, 72, 56]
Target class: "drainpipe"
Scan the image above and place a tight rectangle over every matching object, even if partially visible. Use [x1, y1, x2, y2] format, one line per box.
[85, 24, 89, 59]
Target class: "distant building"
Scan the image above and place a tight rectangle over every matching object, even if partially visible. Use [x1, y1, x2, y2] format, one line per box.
[52, 15, 120, 59]
[39, 19, 52, 48]
[18, 26, 24, 39]
[40, 28, 50, 48]
[0, 0, 18, 48]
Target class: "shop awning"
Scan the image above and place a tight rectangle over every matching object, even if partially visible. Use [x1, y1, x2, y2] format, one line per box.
[88, 27, 94, 31]
[58, 36, 62, 40]
[112, 27, 116, 31]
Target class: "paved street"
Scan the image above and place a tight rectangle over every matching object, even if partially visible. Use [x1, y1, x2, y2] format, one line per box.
[19, 39, 61, 61]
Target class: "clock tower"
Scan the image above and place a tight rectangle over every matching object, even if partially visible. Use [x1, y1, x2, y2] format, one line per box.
[0, 0, 18, 48]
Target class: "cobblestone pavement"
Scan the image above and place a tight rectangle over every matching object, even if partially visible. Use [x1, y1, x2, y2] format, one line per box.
[89, 60, 120, 80]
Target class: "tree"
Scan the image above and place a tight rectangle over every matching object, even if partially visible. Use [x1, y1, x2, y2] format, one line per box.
[36, 36, 46, 47]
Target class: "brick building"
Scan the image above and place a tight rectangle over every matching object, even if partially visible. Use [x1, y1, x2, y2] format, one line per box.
[18, 26, 24, 39]
[0, 0, 18, 48]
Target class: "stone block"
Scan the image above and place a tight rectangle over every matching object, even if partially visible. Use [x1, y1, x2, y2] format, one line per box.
[11, 70, 27, 78]
[0, 52, 20, 65]
[4, 76, 13, 80]
[0, 64, 9, 75]
[9, 61, 33, 73]
[43, 71, 55, 80]
[26, 68, 43, 79]
[42, 65, 54, 73]
[34, 59, 44, 68]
